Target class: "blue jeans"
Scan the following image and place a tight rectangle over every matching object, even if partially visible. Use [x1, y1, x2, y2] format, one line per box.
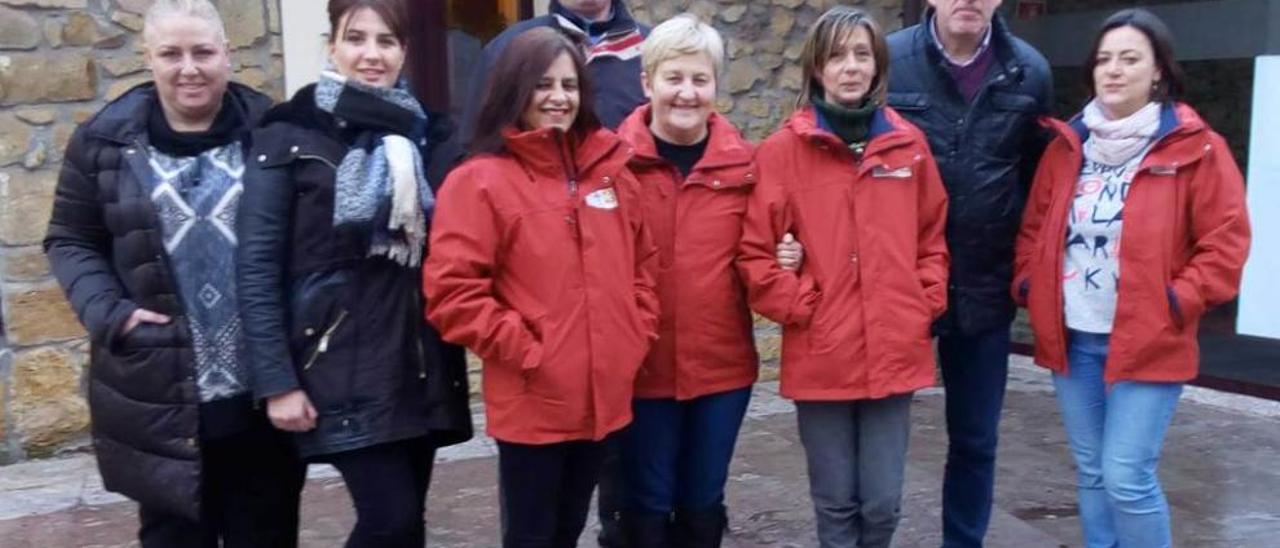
[939, 326, 1011, 547]
[1053, 330, 1182, 548]
[622, 387, 752, 515]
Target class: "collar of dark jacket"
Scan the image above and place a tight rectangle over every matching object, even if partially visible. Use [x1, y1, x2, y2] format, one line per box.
[919, 8, 1024, 77]
[85, 81, 272, 146]
[551, 0, 636, 37]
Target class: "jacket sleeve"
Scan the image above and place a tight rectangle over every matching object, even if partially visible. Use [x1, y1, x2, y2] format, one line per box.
[422, 166, 543, 371]
[735, 143, 820, 326]
[236, 145, 301, 399]
[1168, 134, 1252, 325]
[1018, 57, 1056, 191]
[626, 177, 660, 342]
[916, 150, 950, 319]
[43, 126, 138, 349]
[1012, 136, 1061, 307]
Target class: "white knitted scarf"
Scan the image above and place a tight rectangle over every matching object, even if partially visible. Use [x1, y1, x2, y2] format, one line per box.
[1082, 100, 1162, 166]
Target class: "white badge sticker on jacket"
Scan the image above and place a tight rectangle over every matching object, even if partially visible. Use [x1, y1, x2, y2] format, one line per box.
[585, 188, 619, 210]
[872, 165, 913, 179]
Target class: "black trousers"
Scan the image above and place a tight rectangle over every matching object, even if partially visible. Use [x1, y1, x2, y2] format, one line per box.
[498, 437, 609, 548]
[327, 437, 437, 548]
[138, 418, 305, 548]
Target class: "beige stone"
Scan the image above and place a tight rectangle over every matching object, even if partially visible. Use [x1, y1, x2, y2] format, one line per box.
[43, 19, 62, 48]
[10, 346, 89, 457]
[63, 11, 120, 47]
[15, 107, 56, 125]
[217, 0, 268, 49]
[0, 53, 97, 106]
[784, 41, 805, 61]
[725, 59, 763, 94]
[772, 0, 806, 8]
[3, 245, 51, 282]
[267, 0, 280, 34]
[106, 75, 150, 101]
[99, 56, 146, 77]
[110, 10, 144, 33]
[3, 282, 86, 345]
[51, 122, 75, 163]
[719, 5, 748, 23]
[0, 113, 33, 166]
[0, 0, 87, 8]
[0, 6, 41, 50]
[687, 0, 717, 21]
[23, 139, 46, 169]
[116, 0, 154, 14]
[233, 51, 264, 70]
[715, 96, 734, 114]
[780, 64, 804, 92]
[769, 8, 795, 40]
[0, 169, 56, 246]
[743, 96, 772, 118]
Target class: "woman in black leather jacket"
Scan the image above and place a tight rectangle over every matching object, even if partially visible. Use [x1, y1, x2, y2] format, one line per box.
[236, 0, 472, 546]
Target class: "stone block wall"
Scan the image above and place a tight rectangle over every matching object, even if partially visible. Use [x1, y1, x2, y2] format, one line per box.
[0, 0, 284, 464]
[626, 0, 909, 142]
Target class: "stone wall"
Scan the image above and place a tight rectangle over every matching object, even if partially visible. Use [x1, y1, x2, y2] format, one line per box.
[626, 0, 909, 142]
[0, 0, 284, 464]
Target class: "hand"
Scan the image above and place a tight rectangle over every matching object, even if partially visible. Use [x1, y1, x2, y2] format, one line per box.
[267, 389, 318, 432]
[776, 232, 804, 271]
[122, 308, 171, 335]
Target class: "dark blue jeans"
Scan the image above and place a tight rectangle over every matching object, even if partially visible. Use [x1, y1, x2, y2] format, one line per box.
[939, 325, 1011, 548]
[622, 387, 752, 516]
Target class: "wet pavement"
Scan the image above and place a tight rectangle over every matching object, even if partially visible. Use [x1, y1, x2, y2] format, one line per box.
[1, 356, 1278, 547]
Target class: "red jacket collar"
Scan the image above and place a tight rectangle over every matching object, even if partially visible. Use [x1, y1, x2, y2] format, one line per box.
[784, 106, 918, 159]
[1041, 102, 1212, 166]
[617, 105, 753, 172]
[501, 125, 630, 179]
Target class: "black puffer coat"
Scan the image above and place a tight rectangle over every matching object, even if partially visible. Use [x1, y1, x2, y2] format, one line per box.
[886, 11, 1054, 335]
[237, 85, 473, 458]
[43, 83, 273, 520]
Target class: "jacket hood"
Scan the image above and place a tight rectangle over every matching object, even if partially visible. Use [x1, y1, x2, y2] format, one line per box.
[617, 105, 753, 171]
[84, 81, 273, 144]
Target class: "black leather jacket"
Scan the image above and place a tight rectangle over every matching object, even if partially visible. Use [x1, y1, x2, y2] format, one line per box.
[887, 11, 1054, 335]
[237, 85, 473, 457]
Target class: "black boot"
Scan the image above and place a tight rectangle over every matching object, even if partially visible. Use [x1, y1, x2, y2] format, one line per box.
[625, 511, 673, 548]
[673, 505, 727, 548]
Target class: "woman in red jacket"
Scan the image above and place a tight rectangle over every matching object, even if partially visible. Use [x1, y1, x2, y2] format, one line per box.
[1013, 9, 1250, 548]
[422, 27, 659, 547]
[737, 7, 949, 548]
[614, 14, 757, 547]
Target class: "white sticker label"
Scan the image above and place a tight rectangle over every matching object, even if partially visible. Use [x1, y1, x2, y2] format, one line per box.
[584, 188, 619, 210]
[872, 166, 913, 179]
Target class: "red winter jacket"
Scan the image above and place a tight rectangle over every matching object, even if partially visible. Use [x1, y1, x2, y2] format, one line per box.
[1014, 103, 1251, 383]
[617, 106, 759, 400]
[738, 107, 949, 401]
[423, 126, 660, 444]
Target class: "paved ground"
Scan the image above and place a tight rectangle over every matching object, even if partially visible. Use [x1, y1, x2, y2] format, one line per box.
[1, 356, 1278, 547]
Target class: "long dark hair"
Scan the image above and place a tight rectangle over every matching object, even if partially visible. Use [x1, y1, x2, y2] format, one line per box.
[1082, 8, 1185, 103]
[470, 27, 600, 155]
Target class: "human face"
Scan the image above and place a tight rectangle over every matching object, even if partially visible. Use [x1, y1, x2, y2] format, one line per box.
[144, 14, 230, 127]
[328, 7, 406, 88]
[643, 53, 716, 145]
[559, 0, 612, 22]
[819, 27, 877, 108]
[1093, 26, 1161, 119]
[521, 52, 580, 132]
[928, 0, 1002, 43]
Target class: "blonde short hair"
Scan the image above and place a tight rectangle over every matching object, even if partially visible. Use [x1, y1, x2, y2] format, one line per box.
[641, 13, 725, 80]
[144, 0, 228, 45]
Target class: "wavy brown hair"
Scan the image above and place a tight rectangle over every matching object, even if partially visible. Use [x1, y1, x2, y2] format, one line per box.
[469, 27, 600, 155]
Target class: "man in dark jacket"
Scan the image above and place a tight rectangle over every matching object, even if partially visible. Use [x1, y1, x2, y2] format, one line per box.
[459, 0, 649, 143]
[886, 2, 1053, 547]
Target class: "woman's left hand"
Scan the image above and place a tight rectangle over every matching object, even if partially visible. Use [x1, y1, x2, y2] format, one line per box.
[776, 232, 805, 271]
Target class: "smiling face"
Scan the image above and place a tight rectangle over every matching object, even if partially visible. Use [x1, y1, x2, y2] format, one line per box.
[1093, 25, 1161, 119]
[928, 0, 1002, 42]
[819, 26, 877, 107]
[643, 52, 716, 145]
[144, 14, 231, 126]
[521, 52, 581, 131]
[328, 7, 406, 88]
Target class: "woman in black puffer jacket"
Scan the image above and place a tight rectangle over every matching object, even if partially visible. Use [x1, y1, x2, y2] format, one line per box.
[44, 1, 305, 546]
[236, 0, 472, 546]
